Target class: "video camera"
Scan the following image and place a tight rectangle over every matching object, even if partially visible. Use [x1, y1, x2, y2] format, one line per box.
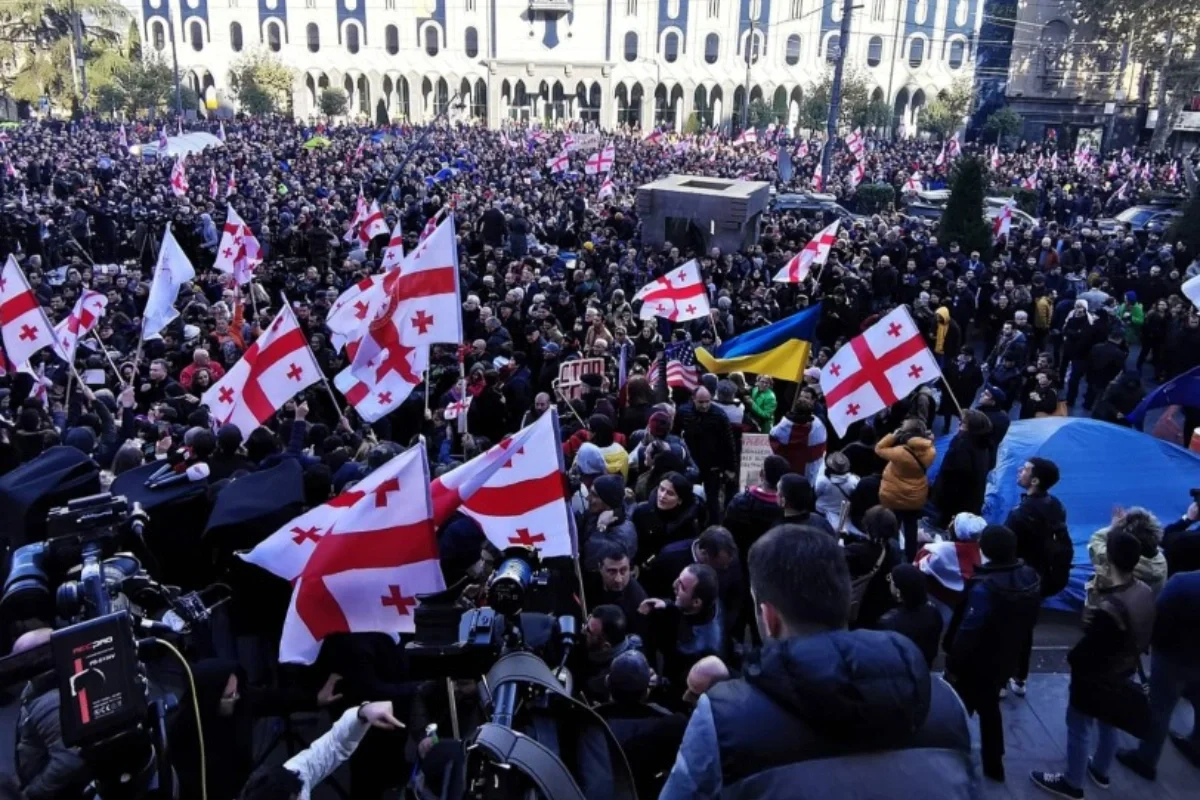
[0, 493, 229, 800]
[406, 547, 636, 800]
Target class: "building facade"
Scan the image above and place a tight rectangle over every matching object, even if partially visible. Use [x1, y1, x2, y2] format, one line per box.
[137, 0, 983, 132]
[1001, 0, 1147, 148]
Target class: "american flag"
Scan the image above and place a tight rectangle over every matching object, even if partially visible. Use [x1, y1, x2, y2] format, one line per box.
[649, 341, 700, 390]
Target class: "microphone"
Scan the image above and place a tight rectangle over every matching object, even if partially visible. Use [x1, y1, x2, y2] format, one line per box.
[148, 462, 210, 490]
[143, 448, 188, 486]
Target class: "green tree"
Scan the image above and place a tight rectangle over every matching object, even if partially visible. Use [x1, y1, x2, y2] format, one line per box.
[748, 98, 775, 129]
[1167, 189, 1200, 255]
[0, 0, 127, 109]
[940, 77, 975, 122]
[800, 83, 829, 132]
[126, 19, 140, 60]
[180, 85, 200, 112]
[682, 111, 701, 135]
[920, 99, 959, 139]
[113, 54, 172, 117]
[938, 156, 993, 259]
[1075, 1, 1200, 151]
[983, 107, 1022, 141]
[93, 83, 124, 117]
[320, 86, 349, 119]
[863, 98, 891, 130]
[230, 50, 295, 116]
[803, 67, 873, 131]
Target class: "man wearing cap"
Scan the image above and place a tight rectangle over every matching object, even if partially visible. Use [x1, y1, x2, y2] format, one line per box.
[581, 474, 638, 565]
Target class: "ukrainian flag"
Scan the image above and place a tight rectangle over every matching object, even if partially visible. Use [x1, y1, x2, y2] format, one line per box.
[696, 303, 821, 381]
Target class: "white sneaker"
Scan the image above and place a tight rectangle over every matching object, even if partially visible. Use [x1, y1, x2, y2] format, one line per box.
[1008, 678, 1027, 698]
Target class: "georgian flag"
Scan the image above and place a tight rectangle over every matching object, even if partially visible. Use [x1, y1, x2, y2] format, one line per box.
[22, 363, 51, 408]
[118, 124, 128, 150]
[0, 254, 62, 367]
[358, 200, 389, 245]
[992, 201, 1014, 242]
[226, 168, 237, 198]
[819, 306, 942, 436]
[734, 127, 757, 146]
[585, 143, 615, 175]
[773, 221, 839, 283]
[598, 175, 614, 200]
[213, 204, 263, 286]
[643, 129, 664, 146]
[245, 444, 444, 664]
[381, 219, 406, 270]
[1115, 180, 1129, 201]
[1022, 170, 1039, 190]
[947, 133, 961, 158]
[847, 161, 866, 190]
[810, 161, 824, 192]
[218, 121, 227, 142]
[169, 157, 188, 197]
[202, 304, 322, 438]
[431, 410, 577, 558]
[158, 126, 168, 151]
[794, 139, 809, 159]
[903, 171, 922, 193]
[845, 128, 865, 161]
[633, 259, 710, 322]
[54, 289, 108, 363]
[546, 148, 569, 174]
[343, 188, 368, 243]
[1168, 160, 1179, 183]
[209, 168, 218, 199]
[1108, 160, 1119, 178]
[989, 146, 1001, 170]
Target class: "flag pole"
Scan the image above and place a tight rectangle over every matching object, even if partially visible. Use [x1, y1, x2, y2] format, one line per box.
[552, 381, 589, 428]
[423, 365, 432, 421]
[89, 333, 128, 388]
[282, 290, 344, 421]
[940, 374, 966, 418]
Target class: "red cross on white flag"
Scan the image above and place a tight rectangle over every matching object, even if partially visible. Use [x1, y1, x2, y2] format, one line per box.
[0, 254, 61, 367]
[773, 221, 839, 284]
[598, 175, 615, 200]
[201, 303, 322, 439]
[992, 201, 1014, 242]
[212, 204, 263, 286]
[632, 259, 711, 322]
[546, 148, 569, 174]
[169, 157, 188, 197]
[54, 289, 108, 363]
[431, 410, 577, 558]
[243, 443, 444, 664]
[819, 306, 943, 436]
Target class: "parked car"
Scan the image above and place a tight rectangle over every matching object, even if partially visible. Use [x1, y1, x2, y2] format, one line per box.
[770, 192, 862, 224]
[1097, 205, 1183, 237]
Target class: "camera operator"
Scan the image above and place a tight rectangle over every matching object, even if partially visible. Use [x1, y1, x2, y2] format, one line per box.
[238, 699, 404, 800]
[592, 650, 687, 799]
[572, 604, 643, 702]
[12, 627, 93, 800]
[1162, 489, 1200, 576]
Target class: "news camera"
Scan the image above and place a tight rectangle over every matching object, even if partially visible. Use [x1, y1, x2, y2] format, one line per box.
[406, 547, 636, 800]
[0, 493, 230, 800]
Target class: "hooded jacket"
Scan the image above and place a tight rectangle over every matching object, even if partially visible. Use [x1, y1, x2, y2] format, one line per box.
[875, 433, 935, 511]
[943, 560, 1041, 686]
[659, 630, 977, 799]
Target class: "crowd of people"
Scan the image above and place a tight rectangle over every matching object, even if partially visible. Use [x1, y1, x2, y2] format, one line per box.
[0, 116, 1199, 799]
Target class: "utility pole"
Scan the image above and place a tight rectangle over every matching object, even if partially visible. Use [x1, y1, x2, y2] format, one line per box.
[69, 0, 87, 107]
[883, 0, 904, 140]
[166, 0, 184, 118]
[822, 0, 856, 181]
[741, 18, 756, 132]
[1150, 19, 1175, 153]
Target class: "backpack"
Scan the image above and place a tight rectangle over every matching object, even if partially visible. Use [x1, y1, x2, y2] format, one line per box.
[1041, 517, 1074, 598]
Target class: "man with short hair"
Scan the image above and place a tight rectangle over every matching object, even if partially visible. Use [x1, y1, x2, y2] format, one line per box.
[660, 526, 976, 798]
[674, 386, 737, 522]
[646, 526, 743, 641]
[943, 524, 1042, 782]
[779, 473, 836, 536]
[723, 454, 789, 555]
[639, 563, 726, 693]
[586, 542, 648, 631]
[1004, 456, 1071, 698]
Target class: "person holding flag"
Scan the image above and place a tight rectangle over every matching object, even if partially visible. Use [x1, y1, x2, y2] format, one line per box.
[213, 205, 263, 286]
[142, 225, 196, 341]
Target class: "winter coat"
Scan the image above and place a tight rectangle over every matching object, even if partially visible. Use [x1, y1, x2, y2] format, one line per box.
[658, 630, 977, 800]
[16, 675, 90, 800]
[1004, 491, 1068, 579]
[581, 508, 639, 565]
[943, 560, 1042, 687]
[630, 498, 703, 557]
[879, 602, 945, 667]
[674, 402, 737, 473]
[930, 432, 990, 524]
[723, 485, 783, 553]
[1084, 526, 1168, 608]
[875, 434, 935, 511]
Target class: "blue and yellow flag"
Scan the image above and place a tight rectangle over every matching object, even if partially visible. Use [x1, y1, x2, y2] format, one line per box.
[696, 303, 821, 381]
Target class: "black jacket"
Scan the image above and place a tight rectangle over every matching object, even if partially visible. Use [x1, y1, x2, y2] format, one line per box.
[879, 602, 945, 667]
[1163, 517, 1200, 576]
[17, 675, 90, 800]
[930, 432, 990, 524]
[1003, 491, 1068, 578]
[722, 486, 782, 554]
[594, 702, 687, 800]
[943, 560, 1041, 686]
[979, 405, 1010, 469]
[689, 631, 976, 799]
[673, 403, 736, 473]
[1085, 341, 1127, 391]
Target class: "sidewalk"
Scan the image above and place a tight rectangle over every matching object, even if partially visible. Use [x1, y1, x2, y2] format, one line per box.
[973, 673, 1197, 799]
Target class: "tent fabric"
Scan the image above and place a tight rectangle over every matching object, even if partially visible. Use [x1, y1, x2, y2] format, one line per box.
[0, 446, 100, 548]
[930, 418, 1200, 610]
[130, 132, 224, 158]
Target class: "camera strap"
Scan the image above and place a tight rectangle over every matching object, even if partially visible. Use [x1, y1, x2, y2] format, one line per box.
[472, 724, 587, 800]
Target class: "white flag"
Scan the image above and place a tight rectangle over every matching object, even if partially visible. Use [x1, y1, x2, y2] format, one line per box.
[633, 260, 710, 322]
[0, 255, 61, 367]
[773, 221, 839, 283]
[141, 225, 196, 339]
[1182, 273, 1200, 313]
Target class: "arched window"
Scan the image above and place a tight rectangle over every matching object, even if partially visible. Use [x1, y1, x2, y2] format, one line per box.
[465, 26, 478, 58]
[230, 22, 243, 52]
[385, 24, 399, 54]
[424, 25, 439, 56]
[306, 23, 319, 52]
[908, 37, 924, 68]
[267, 21, 281, 52]
[785, 34, 800, 65]
[189, 20, 203, 51]
[824, 33, 840, 63]
[867, 35, 883, 66]
[948, 38, 966, 69]
[664, 31, 679, 63]
[346, 24, 359, 54]
[624, 31, 637, 62]
[705, 33, 719, 64]
[151, 20, 165, 51]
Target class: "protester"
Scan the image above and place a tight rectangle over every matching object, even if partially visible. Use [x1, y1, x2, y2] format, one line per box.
[875, 418, 936, 562]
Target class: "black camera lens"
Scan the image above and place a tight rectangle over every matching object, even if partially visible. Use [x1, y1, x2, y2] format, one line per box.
[0, 542, 53, 624]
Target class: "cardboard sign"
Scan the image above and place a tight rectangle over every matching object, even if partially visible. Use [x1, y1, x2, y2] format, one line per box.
[739, 433, 773, 492]
[556, 357, 606, 401]
[568, 133, 602, 152]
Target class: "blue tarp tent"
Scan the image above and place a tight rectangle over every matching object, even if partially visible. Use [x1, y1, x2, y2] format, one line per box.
[930, 418, 1200, 610]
